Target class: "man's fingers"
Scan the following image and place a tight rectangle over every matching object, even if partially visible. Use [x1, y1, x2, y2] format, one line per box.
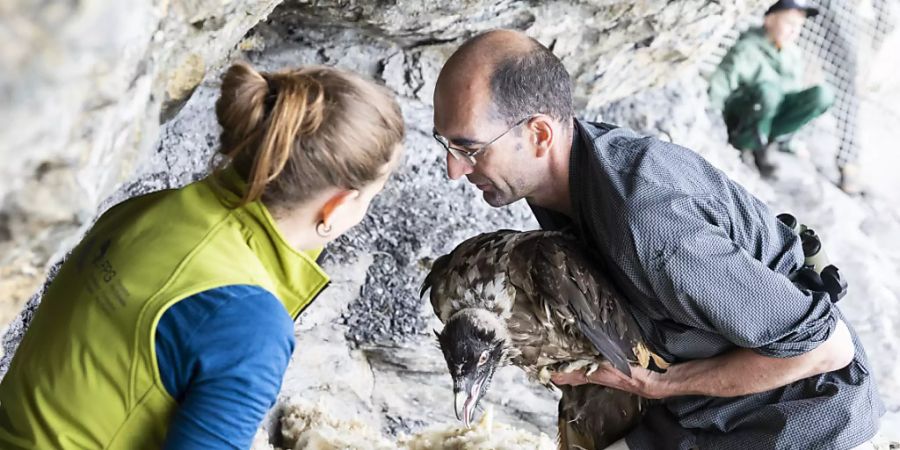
[550, 371, 588, 386]
[586, 365, 630, 386]
[550, 370, 597, 386]
[551, 364, 627, 386]
[551, 363, 667, 399]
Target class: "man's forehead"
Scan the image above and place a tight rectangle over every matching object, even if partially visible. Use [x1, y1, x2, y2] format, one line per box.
[434, 80, 495, 139]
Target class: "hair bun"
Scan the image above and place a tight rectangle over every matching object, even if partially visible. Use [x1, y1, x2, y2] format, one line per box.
[215, 62, 269, 153]
[213, 63, 405, 208]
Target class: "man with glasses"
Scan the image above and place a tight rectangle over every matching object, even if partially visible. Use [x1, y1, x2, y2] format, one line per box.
[432, 29, 883, 449]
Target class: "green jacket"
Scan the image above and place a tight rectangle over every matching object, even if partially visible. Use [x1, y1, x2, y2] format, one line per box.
[708, 27, 805, 110]
[0, 168, 329, 449]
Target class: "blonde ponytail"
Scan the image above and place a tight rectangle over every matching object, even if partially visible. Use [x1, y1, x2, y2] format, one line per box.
[213, 62, 404, 208]
[243, 73, 325, 203]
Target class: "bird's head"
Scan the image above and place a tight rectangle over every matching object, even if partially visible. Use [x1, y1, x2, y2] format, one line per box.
[435, 308, 509, 428]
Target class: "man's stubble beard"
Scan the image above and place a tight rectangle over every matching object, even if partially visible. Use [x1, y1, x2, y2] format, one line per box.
[481, 176, 530, 208]
[482, 190, 516, 207]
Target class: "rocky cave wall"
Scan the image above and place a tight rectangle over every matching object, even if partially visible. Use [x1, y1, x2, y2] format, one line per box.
[0, 0, 768, 330]
[23, 0, 900, 445]
[0, 0, 284, 326]
[0, 0, 773, 438]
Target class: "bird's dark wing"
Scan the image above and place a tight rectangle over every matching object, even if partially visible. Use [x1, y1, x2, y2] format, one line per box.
[512, 233, 643, 376]
[421, 230, 521, 322]
[421, 251, 453, 321]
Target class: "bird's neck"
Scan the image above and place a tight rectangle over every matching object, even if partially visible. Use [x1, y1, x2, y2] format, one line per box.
[453, 308, 509, 341]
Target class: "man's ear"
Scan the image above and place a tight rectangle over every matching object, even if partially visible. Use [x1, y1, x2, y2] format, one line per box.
[528, 116, 554, 157]
[318, 189, 360, 225]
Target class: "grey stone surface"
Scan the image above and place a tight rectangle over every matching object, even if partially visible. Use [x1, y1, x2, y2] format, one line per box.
[12, 0, 900, 445]
[0, 0, 285, 325]
[0, 1, 770, 323]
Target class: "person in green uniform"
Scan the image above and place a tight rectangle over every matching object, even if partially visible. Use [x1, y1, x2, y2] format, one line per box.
[708, 0, 834, 178]
[0, 62, 405, 449]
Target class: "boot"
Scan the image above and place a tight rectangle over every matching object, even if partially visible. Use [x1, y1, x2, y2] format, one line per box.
[753, 132, 778, 179]
[775, 135, 811, 160]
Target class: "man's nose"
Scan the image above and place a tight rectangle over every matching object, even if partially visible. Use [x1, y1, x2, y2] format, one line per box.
[446, 152, 474, 180]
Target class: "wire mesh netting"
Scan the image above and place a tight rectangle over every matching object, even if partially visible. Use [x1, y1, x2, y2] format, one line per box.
[703, 0, 900, 188]
[799, 0, 897, 168]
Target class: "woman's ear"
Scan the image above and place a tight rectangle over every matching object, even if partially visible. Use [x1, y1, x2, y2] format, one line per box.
[318, 189, 361, 226]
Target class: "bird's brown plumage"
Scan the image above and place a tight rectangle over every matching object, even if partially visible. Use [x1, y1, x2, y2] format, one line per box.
[423, 230, 665, 449]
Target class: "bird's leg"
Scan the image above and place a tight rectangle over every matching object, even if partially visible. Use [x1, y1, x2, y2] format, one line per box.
[538, 366, 553, 385]
[585, 361, 601, 377]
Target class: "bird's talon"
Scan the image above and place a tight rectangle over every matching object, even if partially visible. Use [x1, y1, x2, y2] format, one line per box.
[538, 366, 552, 385]
[561, 360, 590, 373]
[650, 352, 670, 370]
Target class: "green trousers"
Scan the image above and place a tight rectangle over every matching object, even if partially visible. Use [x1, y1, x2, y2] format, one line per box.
[723, 82, 834, 151]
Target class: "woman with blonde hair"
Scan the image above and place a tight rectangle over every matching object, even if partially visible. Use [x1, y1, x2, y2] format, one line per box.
[0, 62, 405, 449]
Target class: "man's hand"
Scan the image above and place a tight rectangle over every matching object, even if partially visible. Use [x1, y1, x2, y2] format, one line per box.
[550, 363, 670, 399]
[552, 320, 855, 399]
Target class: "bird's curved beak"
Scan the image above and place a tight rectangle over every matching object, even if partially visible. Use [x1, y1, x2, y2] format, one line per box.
[453, 377, 483, 428]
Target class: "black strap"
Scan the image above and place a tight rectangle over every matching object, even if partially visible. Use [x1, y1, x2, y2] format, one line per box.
[778, 213, 849, 304]
[790, 265, 847, 304]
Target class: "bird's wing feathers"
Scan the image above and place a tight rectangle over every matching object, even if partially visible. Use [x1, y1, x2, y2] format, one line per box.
[422, 251, 453, 322]
[518, 234, 642, 376]
[558, 384, 643, 449]
[423, 230, 646, 374]
[422, 230, 520, 322]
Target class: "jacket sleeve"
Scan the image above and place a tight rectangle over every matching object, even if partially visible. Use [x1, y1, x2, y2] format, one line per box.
[158, 286, 295, 450]
[782, 47, 807, 92]
[638, 198, 837, 358]
[708, 41, 753, 111]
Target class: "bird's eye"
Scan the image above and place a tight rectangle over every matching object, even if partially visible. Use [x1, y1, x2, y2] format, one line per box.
[477, 351, 489, 366]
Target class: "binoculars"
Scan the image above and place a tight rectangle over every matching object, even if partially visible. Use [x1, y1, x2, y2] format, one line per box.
[777, 213, 848, 304]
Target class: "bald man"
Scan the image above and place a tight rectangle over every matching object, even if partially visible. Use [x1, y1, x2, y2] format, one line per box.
[432, 30, 883, 450]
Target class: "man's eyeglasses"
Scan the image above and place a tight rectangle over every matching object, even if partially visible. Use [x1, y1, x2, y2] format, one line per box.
[432, 116, 532, 166]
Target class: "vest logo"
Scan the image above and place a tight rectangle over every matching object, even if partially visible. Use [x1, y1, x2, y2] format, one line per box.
[93, 238, 116, 282]
[93, 238, 112, 265]
[75, 236, 97, 272]
[78, 236, 131, 312]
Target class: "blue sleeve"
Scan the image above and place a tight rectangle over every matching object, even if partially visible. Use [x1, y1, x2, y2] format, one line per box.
[155, 285, 295, 450]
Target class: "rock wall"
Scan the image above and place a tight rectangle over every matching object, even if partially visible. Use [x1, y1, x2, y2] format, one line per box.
[31, 0, 900, 445]
[0, 0, 284, 326]
[0, 0, 768, 337]
[5, 0, 900, 444]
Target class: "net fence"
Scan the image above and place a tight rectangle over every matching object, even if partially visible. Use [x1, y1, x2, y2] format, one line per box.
[702, 0, 900, 176]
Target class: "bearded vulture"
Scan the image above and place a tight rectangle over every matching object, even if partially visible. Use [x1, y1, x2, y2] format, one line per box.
[421, 230, 668, 449]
